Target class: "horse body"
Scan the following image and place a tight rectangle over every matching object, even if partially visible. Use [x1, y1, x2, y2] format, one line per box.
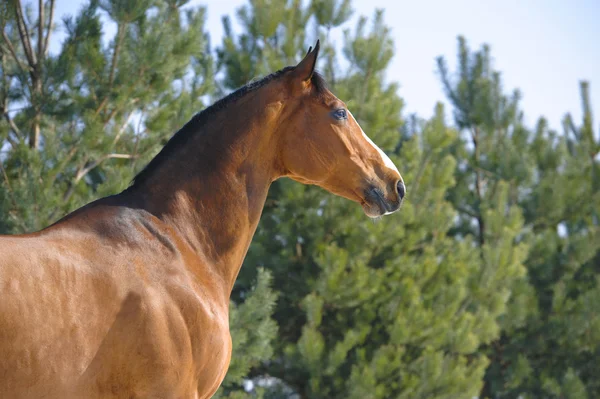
[0, 42, 405, 398]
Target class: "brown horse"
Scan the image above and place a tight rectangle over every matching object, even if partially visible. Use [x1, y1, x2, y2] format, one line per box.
[0, 41, 404, 398]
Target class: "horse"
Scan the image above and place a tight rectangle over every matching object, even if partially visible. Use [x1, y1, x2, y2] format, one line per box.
[0, 41, 405, 398]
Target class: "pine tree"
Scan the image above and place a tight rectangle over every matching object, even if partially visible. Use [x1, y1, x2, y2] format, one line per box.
[0, 0, 215, 232]
[438, 37, 600, 399]
[217, 3, 530, 397]
[481, 82, 600, 398]
[436, 36, 535, 399]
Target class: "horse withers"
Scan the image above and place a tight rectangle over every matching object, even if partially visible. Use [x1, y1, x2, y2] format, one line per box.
[0, 41, 405, 398]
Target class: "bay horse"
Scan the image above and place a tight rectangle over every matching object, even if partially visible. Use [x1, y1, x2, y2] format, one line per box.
[0, 41, 405, 398]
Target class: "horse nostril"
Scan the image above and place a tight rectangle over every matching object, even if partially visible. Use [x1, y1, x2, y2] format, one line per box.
[396, 181, 406, 200]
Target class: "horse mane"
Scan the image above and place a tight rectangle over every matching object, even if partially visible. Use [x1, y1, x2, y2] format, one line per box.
[130, 66, 327, 187]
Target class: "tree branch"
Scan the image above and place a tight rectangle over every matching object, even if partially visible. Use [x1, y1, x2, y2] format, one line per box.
[112, 111, 135, 146]
[108, 22, 124, 90]
[4, 112, 22, 138]
[94, 22, 126, 117]
[12, 0, 43, 149]
[37, 0, 44, 62]
[42, 0, 54, 57]
[5, 133, 18, 147]
[13, 0, 37, 68]
[1, 30, 30, 72]
[55, 153, 137, 217]
[74, 153, 136, 184]
[46, 144, 79, 188]
[456, 205, 479, 220]
[472, 126, 485, 246]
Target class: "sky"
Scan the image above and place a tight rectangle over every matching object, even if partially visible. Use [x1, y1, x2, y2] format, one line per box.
[51, 0, 600, 131]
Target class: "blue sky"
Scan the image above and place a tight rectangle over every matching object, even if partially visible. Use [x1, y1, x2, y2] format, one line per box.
[52, 0, 600, 131]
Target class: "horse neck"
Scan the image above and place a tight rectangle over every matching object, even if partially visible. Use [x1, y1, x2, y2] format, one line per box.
[128, 92, 282, 298]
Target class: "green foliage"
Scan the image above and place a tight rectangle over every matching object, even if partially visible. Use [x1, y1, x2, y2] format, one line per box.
[438, 37, 600, 399]
[488, 83, 600, 398]
[0, 0, 214, 231]
[215, 268, 279, 398]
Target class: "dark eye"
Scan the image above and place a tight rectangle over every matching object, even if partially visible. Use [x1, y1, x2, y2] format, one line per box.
[332, 109, 347, 120]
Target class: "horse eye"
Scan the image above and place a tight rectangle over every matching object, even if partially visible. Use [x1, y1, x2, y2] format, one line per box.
[333, 109, 347, 120]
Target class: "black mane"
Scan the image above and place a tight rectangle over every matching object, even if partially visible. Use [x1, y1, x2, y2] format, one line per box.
[131, 67, 327, 187]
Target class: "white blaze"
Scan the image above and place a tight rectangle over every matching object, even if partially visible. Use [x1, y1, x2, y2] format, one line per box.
[348, 111, 399, 174]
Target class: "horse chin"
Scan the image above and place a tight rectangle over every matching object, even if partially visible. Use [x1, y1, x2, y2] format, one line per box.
[361, 201, 386, 219]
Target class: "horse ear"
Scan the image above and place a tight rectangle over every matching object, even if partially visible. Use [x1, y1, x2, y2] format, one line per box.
[293, 40, 320, 82]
